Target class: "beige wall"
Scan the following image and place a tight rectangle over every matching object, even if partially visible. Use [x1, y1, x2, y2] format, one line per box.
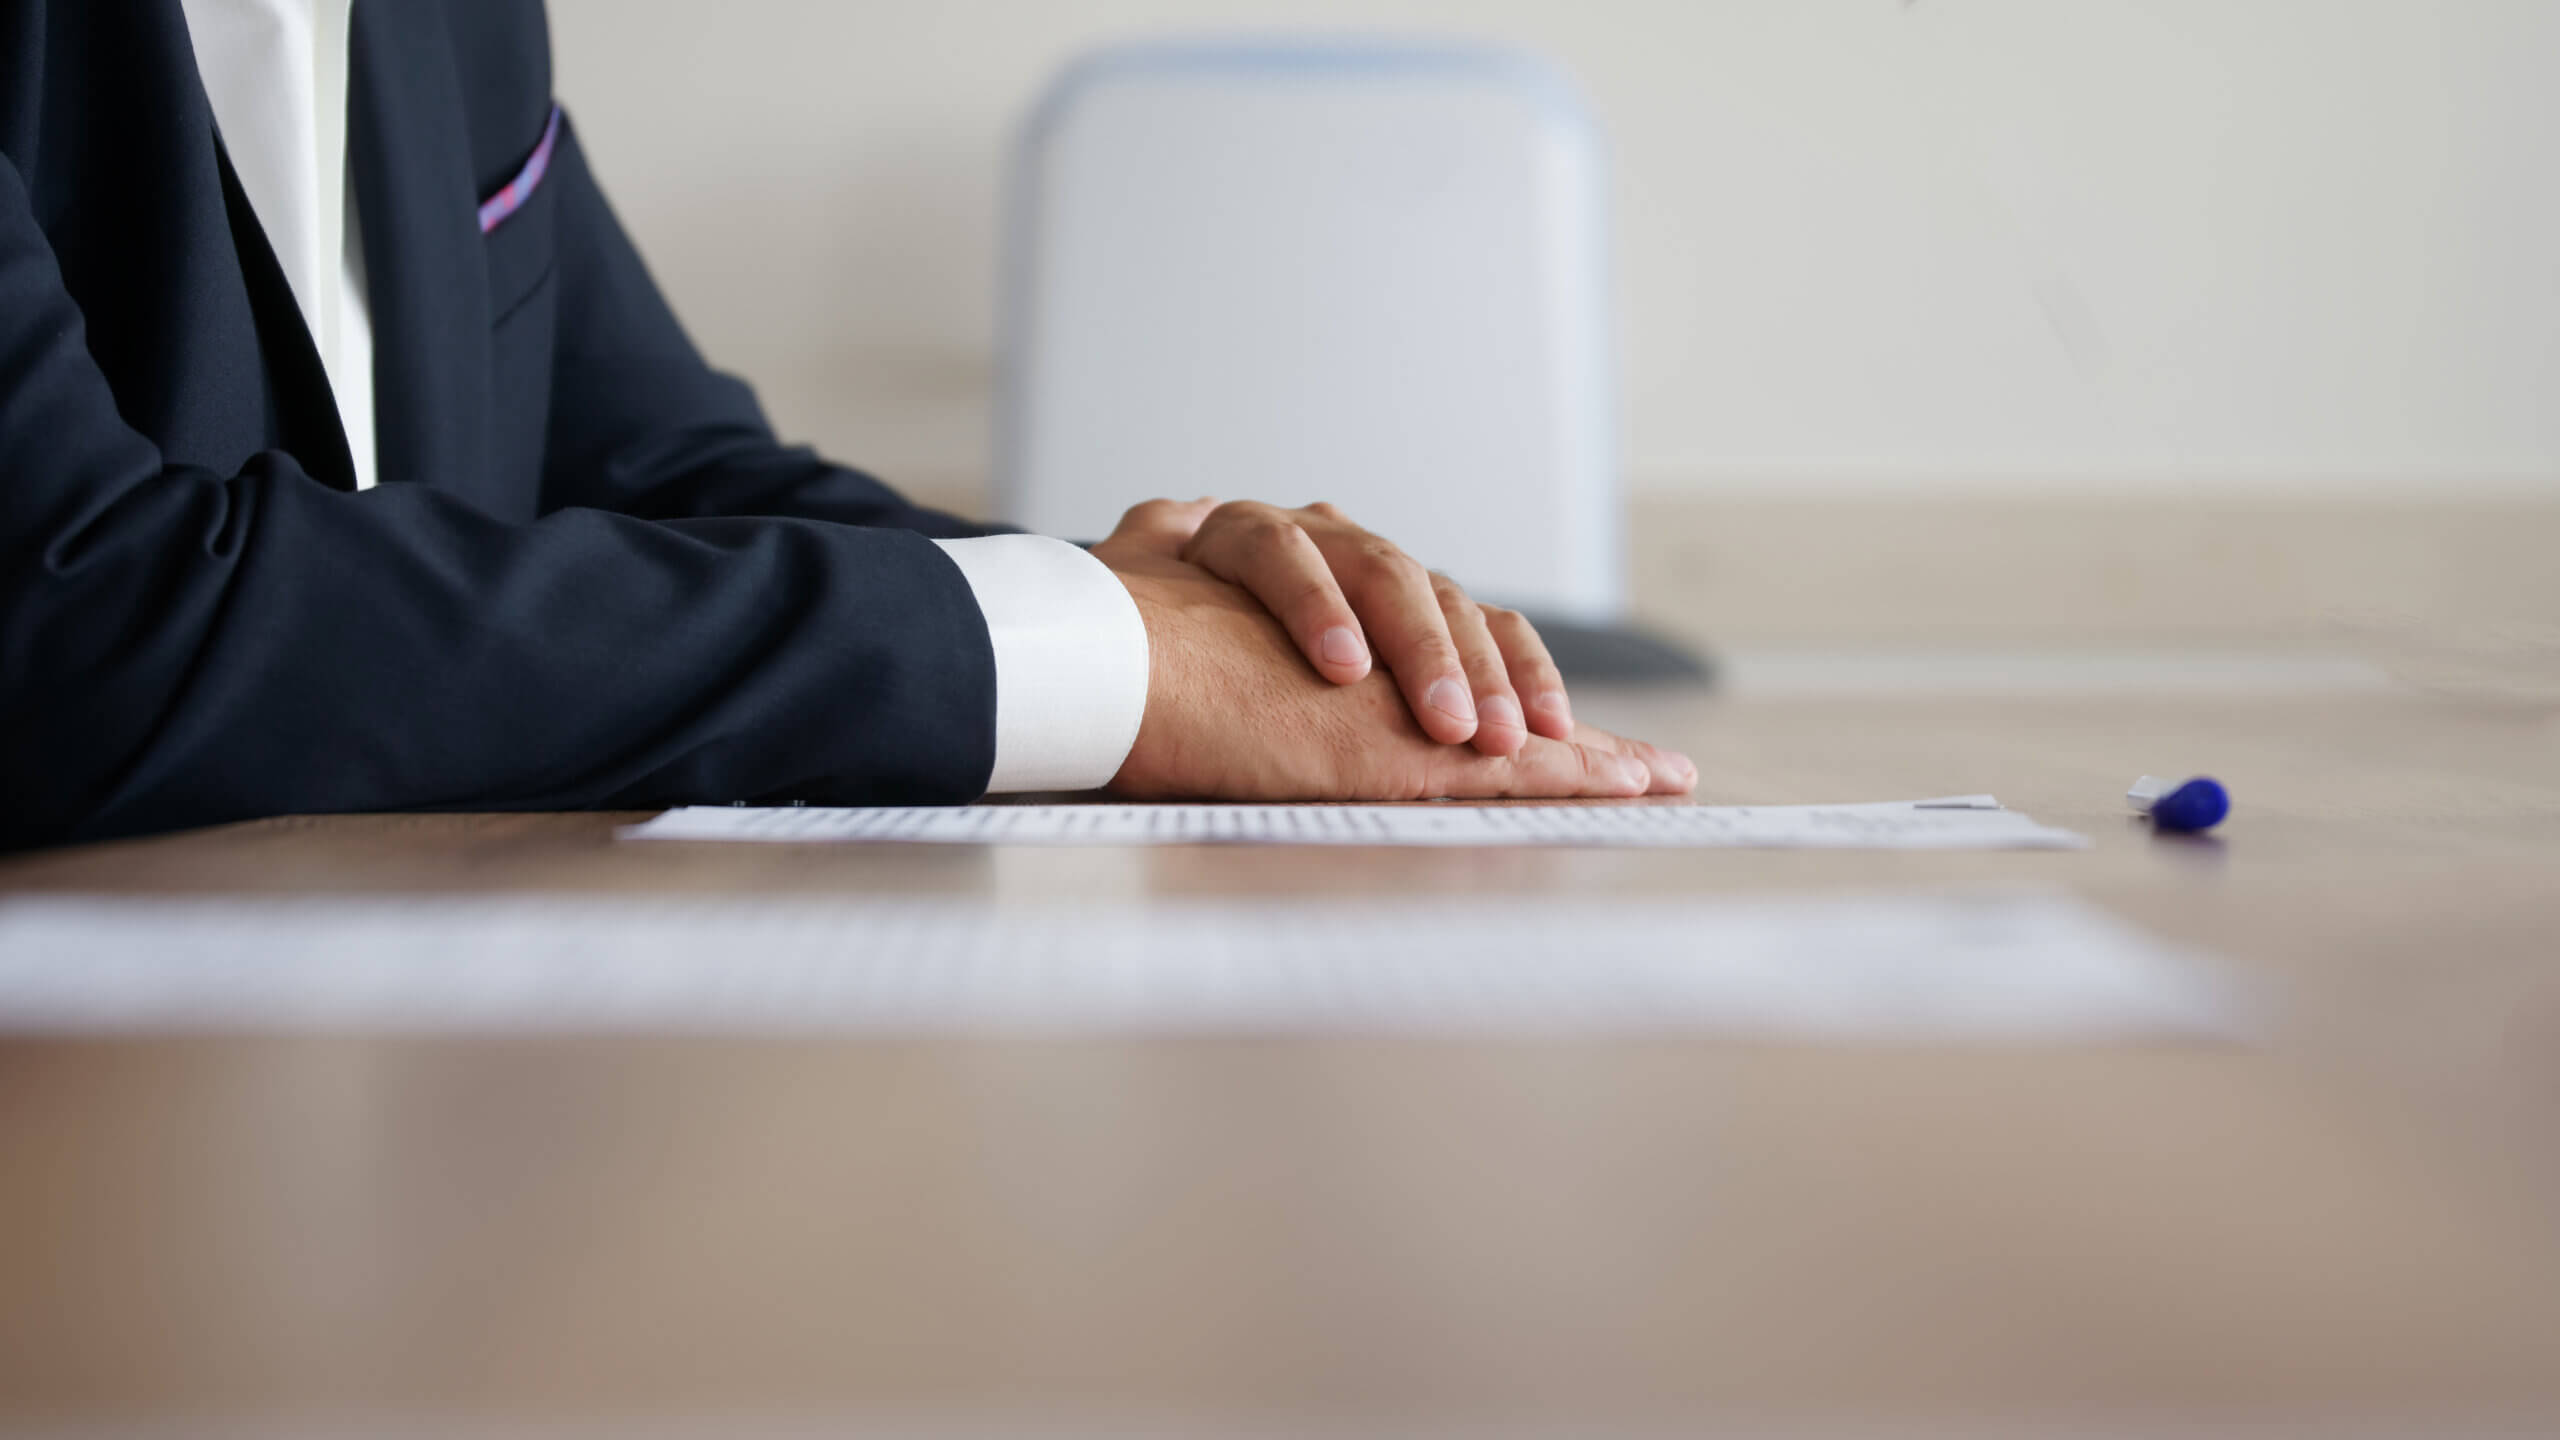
[550, 0, 2560, 507]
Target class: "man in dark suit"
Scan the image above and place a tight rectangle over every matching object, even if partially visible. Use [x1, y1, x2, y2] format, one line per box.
[0, 0, 1693, 850]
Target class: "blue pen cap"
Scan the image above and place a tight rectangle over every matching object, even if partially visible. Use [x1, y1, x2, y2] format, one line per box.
[2152, 777, 2230, 832]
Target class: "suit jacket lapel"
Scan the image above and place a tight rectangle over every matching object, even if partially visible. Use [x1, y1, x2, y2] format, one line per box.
[348, 0, 488, 492]
[211, 130, 359, 492]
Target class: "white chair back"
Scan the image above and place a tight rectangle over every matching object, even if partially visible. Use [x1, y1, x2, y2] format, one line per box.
[997, 38, 1624, 620]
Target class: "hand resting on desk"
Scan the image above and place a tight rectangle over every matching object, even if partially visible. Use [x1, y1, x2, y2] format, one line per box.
[1115, 497, 1572, 757]
[1094, 502, 1696, 801]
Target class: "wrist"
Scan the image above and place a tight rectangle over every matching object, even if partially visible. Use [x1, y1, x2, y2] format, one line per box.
[931, 534, 1149, 793]
[1102, 561, 1175, 793]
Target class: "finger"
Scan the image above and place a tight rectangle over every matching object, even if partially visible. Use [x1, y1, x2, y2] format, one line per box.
[1317, 536, 1476, 746]
[1182, 505, 1371, 684]
[1482, 605, 1573, 741]
[1108, 496, 1220, 551]
[1428, 733, 1652, 799]
[1436, 576, 1526, 757]
[1574, 721, 1698, 796]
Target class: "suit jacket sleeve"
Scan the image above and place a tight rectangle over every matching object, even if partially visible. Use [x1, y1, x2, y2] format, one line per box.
[0, 151, 998, 849]
[534, 116, 1000, 537]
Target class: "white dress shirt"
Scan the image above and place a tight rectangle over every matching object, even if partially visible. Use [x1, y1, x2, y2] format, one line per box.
[180, 0, 374, 490]
[179, 0, 1149, 792]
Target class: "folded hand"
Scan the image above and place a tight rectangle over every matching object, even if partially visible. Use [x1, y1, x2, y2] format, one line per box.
[1100, 497, 1596, 758]
[1094, 507, 1696, 801]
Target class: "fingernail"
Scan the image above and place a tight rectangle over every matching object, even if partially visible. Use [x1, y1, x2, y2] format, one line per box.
[1320, 626, 1366, 668]
[1479, 694, 1523, 731]
[1619, 756, 1652, 791]
[1667, 750, 1697, 783]
[1533, 691, 1572, 725]
[1426, 677, 1476, 725]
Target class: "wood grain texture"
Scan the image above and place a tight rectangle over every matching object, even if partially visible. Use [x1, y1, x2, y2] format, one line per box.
[2, 503, 2557, 1432]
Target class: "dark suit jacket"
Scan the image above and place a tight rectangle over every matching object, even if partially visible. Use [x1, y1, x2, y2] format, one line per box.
[0, 0, 1007, 848]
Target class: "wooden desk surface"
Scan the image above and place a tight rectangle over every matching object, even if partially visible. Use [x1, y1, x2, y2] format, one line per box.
[5, 496, 2558, 1433]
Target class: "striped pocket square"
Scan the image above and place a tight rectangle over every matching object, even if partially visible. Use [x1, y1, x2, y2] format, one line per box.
[478, 104, 563, 235]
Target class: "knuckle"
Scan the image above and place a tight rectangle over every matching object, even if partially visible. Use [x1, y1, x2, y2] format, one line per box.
[1575, 740, 1619, 780]
[1302, 500, 1346, 522]
[1353, 536, 1405, 568]
[1431, 579, 1486, 628]
[1416, 632, 1465, 670]
[1240, 515, 1303, 556]
[1287, 574, 1342, 615]
[1490, 609, 1553, 659]
[1502, 746, 1563, 797]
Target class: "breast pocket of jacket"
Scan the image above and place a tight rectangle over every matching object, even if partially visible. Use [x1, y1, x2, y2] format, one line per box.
[481, 105, 564, 508]
[482, 104, 564, 328]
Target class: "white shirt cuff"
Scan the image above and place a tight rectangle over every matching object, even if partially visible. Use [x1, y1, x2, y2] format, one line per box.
[933, 534, 1150, 793]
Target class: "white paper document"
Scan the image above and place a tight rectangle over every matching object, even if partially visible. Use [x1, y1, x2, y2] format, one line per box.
[620, 798, 2087, 850]
[0, 893, 2232, 1039]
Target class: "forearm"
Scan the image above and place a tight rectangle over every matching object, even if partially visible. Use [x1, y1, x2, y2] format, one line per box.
[7, 472, 999, 846]
[1, 154, 997, 847]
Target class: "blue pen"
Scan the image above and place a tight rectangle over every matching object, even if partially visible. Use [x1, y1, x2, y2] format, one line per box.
[2126, 775, 2229, 833]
